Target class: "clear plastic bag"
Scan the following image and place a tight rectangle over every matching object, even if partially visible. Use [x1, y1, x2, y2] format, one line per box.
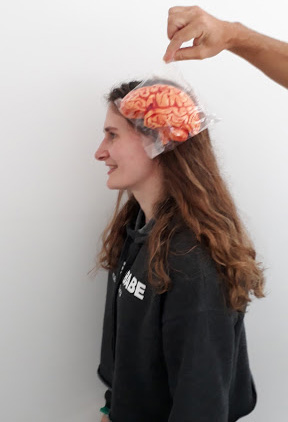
[114, 62, 219, 158]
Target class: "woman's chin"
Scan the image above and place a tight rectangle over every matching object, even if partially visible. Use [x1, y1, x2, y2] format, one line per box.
[107, 179, 127, 190]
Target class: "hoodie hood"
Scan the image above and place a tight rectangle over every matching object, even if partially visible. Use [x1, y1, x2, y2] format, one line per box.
[126, 204, 156, 244]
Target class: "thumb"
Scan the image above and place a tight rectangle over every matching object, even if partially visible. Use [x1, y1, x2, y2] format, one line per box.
[173, 45, 207, 61]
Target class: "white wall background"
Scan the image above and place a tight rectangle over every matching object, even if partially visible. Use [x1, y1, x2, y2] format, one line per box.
[0, 1, 287, 421]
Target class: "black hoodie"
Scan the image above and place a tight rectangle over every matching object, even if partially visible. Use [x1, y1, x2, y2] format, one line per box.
[97, 204, 257, 422]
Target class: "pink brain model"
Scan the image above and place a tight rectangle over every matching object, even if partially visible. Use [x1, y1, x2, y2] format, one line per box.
[119, 84, 201, 145]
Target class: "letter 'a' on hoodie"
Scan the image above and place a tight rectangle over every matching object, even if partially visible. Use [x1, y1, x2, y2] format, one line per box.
[97, 204, 257, 422]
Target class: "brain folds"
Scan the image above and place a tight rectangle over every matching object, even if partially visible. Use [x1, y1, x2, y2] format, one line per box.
[119, 84, 201, 144]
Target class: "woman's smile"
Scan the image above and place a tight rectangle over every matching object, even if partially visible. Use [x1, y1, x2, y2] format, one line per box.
[107, 166, 118, 175]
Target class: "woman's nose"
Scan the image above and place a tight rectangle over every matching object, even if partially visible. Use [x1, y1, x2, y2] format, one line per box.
[94, 140, 109, 161]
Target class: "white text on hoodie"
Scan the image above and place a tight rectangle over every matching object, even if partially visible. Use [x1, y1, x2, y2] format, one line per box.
[122, 269, 146, 300]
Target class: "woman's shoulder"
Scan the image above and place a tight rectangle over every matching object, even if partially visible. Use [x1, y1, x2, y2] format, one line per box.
[168, 224, 212, 270]
[166, 225, 228, 312]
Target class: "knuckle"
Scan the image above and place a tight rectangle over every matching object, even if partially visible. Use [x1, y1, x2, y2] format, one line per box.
[176, 50, 185, 60]
[189, 5, 201, 13]
[168, 6, 177, 15]
[190, 5, 206, 20]
[201, 14, 209, 25]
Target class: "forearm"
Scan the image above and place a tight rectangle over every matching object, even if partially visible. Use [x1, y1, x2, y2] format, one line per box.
[226, 22, 288, 88]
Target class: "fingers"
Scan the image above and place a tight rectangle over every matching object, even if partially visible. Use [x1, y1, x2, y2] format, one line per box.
[163, 38, 183, 62]
[168, 6, 192, 14]
[166, 6, 202, 39]
[163, 24, 203, 62]
[173, 45, 207, 61]
[167, 5, 202, 17]
[167, 12, 190, 40]
[164, 5, 228, 62]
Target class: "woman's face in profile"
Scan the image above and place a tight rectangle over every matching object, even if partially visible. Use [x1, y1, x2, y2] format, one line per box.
[95, 103, 161, 192]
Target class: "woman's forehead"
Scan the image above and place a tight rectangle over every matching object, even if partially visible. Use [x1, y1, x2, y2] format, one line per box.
[104, 103, 134, 133]
[104, 103, 128, 128]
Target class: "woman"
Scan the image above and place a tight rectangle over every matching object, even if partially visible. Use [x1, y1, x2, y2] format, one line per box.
[92, 80, 266, 422]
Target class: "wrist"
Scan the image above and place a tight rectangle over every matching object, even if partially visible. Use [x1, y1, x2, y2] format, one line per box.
[226, 22, 263, 55]
[223, 21, 243, 50]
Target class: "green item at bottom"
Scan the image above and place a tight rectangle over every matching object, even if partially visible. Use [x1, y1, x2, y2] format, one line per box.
[100, 406, 110, 415]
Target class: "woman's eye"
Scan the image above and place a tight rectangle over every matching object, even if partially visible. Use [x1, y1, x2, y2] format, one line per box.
[108, 132, 117, 140]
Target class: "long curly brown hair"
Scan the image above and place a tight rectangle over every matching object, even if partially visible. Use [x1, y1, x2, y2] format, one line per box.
[89, 80, 267, 313]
